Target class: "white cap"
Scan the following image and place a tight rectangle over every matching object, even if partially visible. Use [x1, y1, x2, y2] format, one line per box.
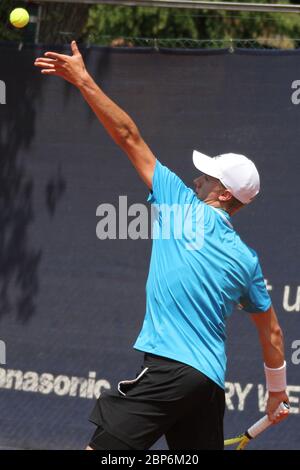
[192, 151, 260, 204]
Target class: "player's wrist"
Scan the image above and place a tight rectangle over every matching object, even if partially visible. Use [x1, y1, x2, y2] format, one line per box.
[264, 360, 287, 392]
[77, 71, 93, 91]
[268, 390, 287, 397]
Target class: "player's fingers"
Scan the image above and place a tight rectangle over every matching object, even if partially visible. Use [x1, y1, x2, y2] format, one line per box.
[41, 69, 58, 75]
[34, 61, 55, 69]
[35, 57, 57, 64]
[71, 40, 80, 56]
[271, 409, 289, 424]
[44, 51, 68, 60]
[277, 410, 289, 421]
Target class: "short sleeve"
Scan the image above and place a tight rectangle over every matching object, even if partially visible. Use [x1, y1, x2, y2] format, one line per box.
[147, 160, 195, 205]
[239, 259, 272, 313]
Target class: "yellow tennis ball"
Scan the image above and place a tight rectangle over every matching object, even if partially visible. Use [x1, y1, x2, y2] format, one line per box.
[9, 8, 30, 29]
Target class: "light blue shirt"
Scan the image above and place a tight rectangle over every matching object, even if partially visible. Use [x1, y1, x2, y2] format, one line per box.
[133, 160, 271, 389]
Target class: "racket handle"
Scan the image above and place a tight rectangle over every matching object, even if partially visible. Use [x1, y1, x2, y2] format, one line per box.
[246, 401, 290, 439]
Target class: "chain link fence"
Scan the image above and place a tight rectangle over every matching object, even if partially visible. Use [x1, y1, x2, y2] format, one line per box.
[4, 33, 300, 51]
[83, 35, 300, 50]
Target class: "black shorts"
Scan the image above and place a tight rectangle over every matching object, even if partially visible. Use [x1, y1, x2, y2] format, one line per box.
[89, 353, 225, 450]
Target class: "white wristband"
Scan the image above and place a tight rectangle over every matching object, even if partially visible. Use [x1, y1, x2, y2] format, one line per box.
[264, 361, 287, 392]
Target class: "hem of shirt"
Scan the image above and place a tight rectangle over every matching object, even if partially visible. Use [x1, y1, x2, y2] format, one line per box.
[244, 299, 272, 314]
[133, 345, 225, 390]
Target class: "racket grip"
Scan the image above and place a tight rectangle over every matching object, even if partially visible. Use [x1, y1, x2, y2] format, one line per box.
[246, 402, 289, 439]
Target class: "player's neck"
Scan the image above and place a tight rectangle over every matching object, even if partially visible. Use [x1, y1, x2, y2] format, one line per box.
[205, 200, 232, 216]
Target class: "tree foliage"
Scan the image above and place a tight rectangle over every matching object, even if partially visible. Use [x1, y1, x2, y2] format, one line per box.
[84, 1, 300, 45]
[1, 1, 300, 46]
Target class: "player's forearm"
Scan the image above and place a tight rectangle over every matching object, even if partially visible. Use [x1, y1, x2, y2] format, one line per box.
[259, 324, 285, 368]
[78, 72, 140, 147]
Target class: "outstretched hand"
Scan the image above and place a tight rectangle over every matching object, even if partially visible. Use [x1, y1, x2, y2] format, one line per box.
[34, 41, 88, 88]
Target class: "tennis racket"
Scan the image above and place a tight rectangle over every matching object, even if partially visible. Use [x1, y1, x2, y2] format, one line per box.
[224, 401, 290, 450]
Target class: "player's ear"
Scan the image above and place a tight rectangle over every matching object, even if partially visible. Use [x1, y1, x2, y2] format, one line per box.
[218, 189, 232, 202]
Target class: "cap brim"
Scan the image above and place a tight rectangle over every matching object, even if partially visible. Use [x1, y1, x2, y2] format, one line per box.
[192, 150, 221, 179]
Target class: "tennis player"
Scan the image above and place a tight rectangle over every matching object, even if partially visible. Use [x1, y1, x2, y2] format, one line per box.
[34, 41, 289, 450]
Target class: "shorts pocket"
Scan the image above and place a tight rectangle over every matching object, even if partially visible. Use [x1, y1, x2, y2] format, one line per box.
[118, 367, 149, 396]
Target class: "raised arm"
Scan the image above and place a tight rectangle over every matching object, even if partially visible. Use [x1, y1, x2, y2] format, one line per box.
[34, 41, 156, 189]
[251, 305, 289, 422]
